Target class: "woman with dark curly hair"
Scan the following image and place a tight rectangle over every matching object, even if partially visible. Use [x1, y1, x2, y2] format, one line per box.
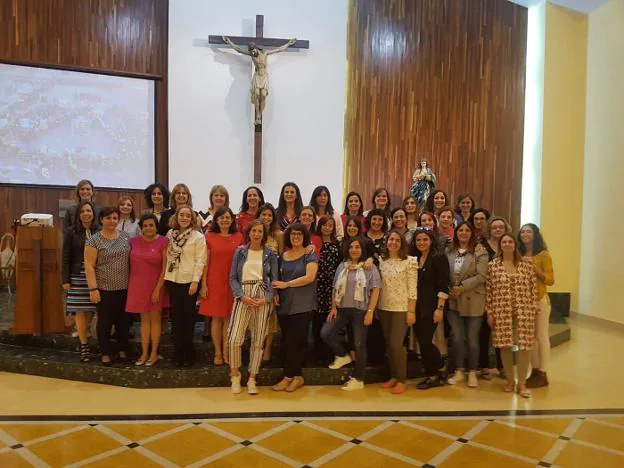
[518, 223, 555, 389]
[143, 183, 170, 222]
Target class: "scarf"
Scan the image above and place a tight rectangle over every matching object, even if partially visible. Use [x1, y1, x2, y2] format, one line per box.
[166, 228, 193, 273]
[334, 261, 367, 307]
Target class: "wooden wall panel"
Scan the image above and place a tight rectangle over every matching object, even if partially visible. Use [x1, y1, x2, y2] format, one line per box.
[344, 0, 528, 228]
[0, 0, 168, 234]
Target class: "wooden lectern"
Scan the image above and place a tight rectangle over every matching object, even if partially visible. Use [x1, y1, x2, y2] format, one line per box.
[11, 225, 65, 335]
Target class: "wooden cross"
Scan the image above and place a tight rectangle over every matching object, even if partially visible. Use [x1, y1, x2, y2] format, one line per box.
[209, 15, 310, 183]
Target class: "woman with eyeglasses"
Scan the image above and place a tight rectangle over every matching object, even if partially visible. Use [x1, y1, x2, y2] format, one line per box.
[271, 224, 318, 393]
[411, 227, 450, 389]
[445, 221, 488, 388]
[468, 208, 491, 242]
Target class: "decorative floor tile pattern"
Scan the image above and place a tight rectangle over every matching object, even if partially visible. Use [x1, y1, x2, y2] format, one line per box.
[0, 412, 623, 467]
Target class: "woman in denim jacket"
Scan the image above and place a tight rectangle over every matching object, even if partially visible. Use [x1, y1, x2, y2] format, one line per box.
[228, 220, 279, 395]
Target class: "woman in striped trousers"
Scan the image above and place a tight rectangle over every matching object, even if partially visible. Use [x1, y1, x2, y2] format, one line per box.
[228, 220, 279, 395]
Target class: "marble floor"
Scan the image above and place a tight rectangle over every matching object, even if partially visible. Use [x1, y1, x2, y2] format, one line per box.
[0, 314, 622, 466]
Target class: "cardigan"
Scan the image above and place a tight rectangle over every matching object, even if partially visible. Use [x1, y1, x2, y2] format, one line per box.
[485, 258, 538, 350]
[531, 250, 555, 300]
[446, 248, 488, 317]
[164, 230, 206, 284]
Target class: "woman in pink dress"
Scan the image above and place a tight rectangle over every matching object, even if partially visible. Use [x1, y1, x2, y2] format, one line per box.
[126, 214, 168, 366]
[199, 208, 244, 365]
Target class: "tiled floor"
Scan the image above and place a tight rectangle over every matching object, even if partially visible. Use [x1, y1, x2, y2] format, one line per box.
[0, 315, 622, 466]
[0, 414, 623, 467]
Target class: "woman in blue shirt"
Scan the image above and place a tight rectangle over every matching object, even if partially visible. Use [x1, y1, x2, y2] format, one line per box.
[271, 223, 318, 393]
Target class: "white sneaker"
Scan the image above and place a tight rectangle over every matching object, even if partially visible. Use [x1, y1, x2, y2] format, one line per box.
[467, 371, 478, 388]
[341, 377, 364, 391]
[447, 370, 465, 385]
[247, 378, 258, 395]
[329, 355, 353, 370]
[231, 375, 242, 394]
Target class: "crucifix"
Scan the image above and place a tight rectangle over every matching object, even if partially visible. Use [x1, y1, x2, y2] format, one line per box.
[209, 15, 310, 183]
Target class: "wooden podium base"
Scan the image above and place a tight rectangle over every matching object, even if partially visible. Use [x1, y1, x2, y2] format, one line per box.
[12, 225, 65, 335]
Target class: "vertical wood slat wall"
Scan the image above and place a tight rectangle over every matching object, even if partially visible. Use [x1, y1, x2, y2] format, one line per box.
[344, 0, 528, 227]
[0, 0, 168, 233]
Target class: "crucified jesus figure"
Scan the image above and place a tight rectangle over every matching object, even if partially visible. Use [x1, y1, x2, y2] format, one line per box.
[222, 36, 297, 125]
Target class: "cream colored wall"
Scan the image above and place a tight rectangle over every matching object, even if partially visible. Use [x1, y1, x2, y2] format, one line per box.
[540, 3, 587, 311]
[579, 0, 624, 323]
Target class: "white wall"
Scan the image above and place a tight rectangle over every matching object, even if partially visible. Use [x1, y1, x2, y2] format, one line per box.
[168, 0, 348, 212]
[579, 0, 624, 324]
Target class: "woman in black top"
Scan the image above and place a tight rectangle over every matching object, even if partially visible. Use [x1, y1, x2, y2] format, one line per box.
[364, 209, 388, 263]
[314, 215, 342, 361]
[62, 200, 99, 362]
[143, 183, 170, 223]
[158, 183, 194, 235]
[63, 179, 101, 231]
[412, 227, 450, 389]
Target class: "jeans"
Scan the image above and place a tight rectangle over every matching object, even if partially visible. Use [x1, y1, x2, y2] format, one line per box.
[447, 309, 482, 372]
[321, 308, 368, 380]
[479, 316, 502, 370]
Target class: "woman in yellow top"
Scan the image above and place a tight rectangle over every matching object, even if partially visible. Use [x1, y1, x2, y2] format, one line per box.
[518, 224, 555, 388]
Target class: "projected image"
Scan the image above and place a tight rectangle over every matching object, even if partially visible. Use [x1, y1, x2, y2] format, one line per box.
[0, 63, 155, 189]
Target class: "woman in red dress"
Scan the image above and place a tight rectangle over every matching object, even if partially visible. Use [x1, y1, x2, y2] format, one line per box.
[126, 214, 168, 366]
[199, 208, 244, 365]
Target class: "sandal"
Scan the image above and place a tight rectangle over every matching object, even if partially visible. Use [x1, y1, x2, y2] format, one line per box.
[517, 386, 532, 399]
[145, 356, 160, 367]
[135, 356, 148, 366]
[79, 344, 91, 363]
[214, 355, 224, 366]
[504, 381, 515, 393]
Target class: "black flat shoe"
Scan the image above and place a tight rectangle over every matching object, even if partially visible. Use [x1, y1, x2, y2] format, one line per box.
[417, 377, 442, 390]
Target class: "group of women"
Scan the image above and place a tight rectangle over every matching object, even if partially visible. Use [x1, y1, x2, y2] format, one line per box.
[62, 179, 554, 398]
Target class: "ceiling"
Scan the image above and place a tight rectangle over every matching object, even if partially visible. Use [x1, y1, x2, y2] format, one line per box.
[508, 0, 609, 13]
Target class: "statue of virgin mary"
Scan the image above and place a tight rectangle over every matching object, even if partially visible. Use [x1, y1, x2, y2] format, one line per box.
[410, 158, 436, 212]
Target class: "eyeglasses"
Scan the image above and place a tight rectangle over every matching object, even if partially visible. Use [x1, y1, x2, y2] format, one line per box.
[415, 226, 433, 232]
